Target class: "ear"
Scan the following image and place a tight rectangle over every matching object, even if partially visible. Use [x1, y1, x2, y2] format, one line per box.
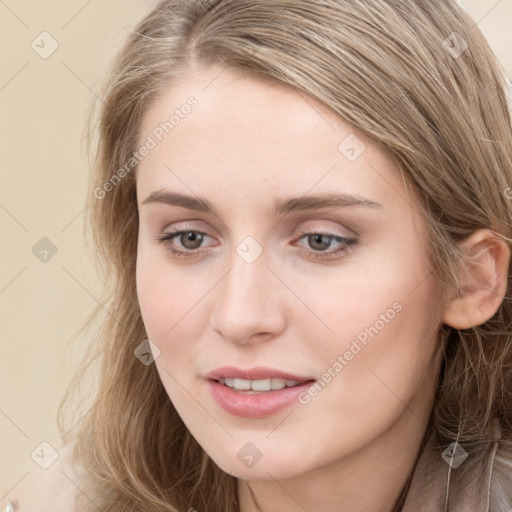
[442, 229, 511, 329]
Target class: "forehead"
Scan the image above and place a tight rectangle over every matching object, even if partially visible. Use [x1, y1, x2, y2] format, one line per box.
[135, 63, 408, 213]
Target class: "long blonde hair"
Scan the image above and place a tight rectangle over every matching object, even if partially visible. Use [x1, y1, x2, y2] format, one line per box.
[59, 1, 512, 510]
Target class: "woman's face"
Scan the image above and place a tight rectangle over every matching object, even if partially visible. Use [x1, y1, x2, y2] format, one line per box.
[135, 63, 444, 480]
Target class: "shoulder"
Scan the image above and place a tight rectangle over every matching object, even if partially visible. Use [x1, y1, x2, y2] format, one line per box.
[4, 442, 94, 512]
[403, 420, 512, 511]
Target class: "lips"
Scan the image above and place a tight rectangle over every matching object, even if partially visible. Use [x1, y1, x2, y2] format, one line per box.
[205, 366, 317, 418]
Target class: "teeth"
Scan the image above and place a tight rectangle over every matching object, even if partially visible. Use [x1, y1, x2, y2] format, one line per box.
[218, 377, 302, 391]
[233, 378, 251, 390]
[251, 378, 271, 391]
[271, 378, 286, 390]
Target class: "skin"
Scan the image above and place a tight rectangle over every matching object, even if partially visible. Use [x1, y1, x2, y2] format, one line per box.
[134, 63, 509, 512]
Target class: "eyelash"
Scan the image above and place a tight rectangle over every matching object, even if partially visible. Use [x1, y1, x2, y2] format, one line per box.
[156, 227, 357, 261]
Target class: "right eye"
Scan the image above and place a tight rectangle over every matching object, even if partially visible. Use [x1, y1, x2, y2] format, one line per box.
[156, 229, 216, 259]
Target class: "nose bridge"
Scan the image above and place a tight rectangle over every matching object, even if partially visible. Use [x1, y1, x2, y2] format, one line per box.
[211, 237, 285, 343]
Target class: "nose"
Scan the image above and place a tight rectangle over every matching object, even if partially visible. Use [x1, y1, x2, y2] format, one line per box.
[210, 245, 287, 345]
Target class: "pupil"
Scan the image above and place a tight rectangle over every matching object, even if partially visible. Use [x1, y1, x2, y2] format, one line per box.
[309, 234, 329, 251]
[182, 232, 203, 249]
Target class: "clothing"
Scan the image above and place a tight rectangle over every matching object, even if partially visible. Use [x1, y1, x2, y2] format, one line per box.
[402, 417, 512, 511]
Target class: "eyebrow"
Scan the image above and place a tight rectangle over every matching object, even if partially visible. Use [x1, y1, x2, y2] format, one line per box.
[141, 190, 384, 216]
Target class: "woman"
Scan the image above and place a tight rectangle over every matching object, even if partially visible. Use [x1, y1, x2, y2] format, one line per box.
[8, 0, 512, 510]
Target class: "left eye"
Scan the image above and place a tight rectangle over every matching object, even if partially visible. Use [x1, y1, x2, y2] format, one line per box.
[293, 232, 358, 259]
[156, 229, 357, 260]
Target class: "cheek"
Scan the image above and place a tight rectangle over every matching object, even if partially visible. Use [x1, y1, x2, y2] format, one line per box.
[306, 250, 441, 390]
[135, 249, 209, 370]
[337, 282, 440, 409]
[294, 278, 441, 454]
[136, 258, 200, 402]
[136, 257, 169, 339]
[137, 241, 189, 331]
[297, 253, 430, 343]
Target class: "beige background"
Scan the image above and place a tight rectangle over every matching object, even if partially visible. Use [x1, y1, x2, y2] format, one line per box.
[0, 0, 511, 504]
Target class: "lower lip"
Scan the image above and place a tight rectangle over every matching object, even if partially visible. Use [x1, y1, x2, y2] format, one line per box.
[207, 379, 316, 418]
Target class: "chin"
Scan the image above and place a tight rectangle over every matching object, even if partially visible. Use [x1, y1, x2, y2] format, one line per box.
[204, 442, 311, 481]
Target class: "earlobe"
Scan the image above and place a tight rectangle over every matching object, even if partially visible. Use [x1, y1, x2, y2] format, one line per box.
[442, 229, 511, 329]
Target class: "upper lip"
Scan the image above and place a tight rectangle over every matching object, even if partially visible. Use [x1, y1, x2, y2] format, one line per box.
[205, 366, 316, 382]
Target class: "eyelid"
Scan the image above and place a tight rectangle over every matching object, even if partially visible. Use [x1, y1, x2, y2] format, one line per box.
[166, 216, 356, 234]
[162, 220, 354, 243]
[294, 222, 355, 239]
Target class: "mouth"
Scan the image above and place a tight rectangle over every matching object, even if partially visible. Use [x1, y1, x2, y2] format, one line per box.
[205, 366, 317, 418]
